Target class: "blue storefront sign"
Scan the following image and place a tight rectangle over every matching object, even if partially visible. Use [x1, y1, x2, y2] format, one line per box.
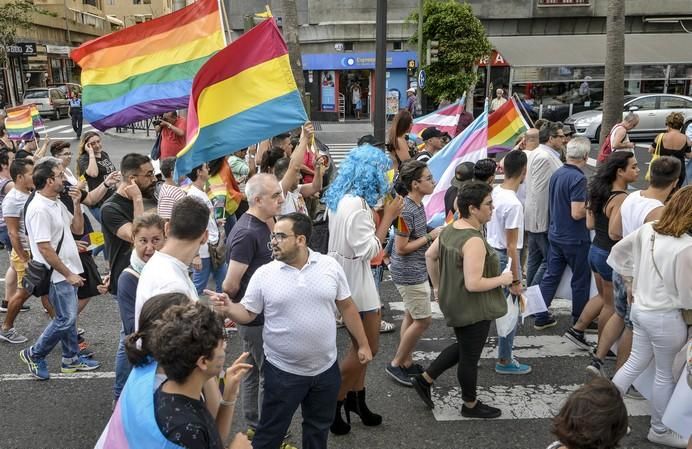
[302, 51, 418, 70]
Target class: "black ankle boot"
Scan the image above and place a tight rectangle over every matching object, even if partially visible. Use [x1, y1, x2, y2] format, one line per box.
[330, 400, 351, 435]
[345, 388, 382, 426]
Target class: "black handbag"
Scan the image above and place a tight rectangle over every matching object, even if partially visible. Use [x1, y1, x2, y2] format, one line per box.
[308, 209, 329, 254]
[23, 231, 64, 297]
[77, 251, 103, 299]
[150, 133, 162, 161]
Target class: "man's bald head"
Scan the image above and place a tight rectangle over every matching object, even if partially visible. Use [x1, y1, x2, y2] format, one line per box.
[524, 128, 539, 150]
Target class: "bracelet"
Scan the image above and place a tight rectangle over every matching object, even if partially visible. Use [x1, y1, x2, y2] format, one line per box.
[219, 398, 236, 407]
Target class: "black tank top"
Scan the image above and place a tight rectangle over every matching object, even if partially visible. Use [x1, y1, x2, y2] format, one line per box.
[592, 191, 627, 251]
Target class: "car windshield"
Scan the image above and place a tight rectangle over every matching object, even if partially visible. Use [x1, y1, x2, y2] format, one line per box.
[24, 90, 48, 99]
[594, 95, 639, 111]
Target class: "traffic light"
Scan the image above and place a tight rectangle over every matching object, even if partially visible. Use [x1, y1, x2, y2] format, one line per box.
[426, 40, 439, 64]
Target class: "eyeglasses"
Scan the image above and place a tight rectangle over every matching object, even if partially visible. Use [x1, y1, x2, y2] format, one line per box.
[270, 232, 295, 243]
[50, 172, 67, 181]
[135, 171, 156, 178]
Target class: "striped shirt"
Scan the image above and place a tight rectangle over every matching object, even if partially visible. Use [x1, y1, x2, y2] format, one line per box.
[390, 196, 430, 285]
[157, 183, 186, 220]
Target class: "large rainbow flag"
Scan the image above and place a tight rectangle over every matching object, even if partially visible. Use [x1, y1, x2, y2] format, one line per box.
[487, 97, 529, 154]
[4, 107, 34, 140]
[175, 19, 307, 177]
[70, 0, 225, 131]
[423, 109, 489, 226]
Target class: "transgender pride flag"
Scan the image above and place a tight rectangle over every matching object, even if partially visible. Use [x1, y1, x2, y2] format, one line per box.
[423, 109, 489, 226]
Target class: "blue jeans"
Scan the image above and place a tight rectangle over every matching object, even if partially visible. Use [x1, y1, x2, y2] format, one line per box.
[493, 248, 517, 362]
[31, 280, 79, 361]
[371, 265, 384, 292]
[0, 226, 12, 251]
[536, 240, 591, 323]
[192, 257, 227, 294]
[526, 232, 549, 287]
[113, 324, 131, 401]
[252, 361, 340, 449]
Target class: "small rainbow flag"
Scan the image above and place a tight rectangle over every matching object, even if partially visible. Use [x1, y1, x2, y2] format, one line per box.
[4, 107, 34, 140]
[30, 105, 44, 130]
[395, 216, 410, 234]
[487, 97, 529, 155]
[175, 18, 307, 177]
[70, 0, 225, 130]
[445, 210, 455, 225]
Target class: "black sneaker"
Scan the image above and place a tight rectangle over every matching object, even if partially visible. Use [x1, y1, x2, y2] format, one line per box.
[564, 328, 591, 351]
[411, 374, 434, 409]
[586, 356, 606, 377]
[385, 364, 413, 387]
[0, 301, 29, 313]
[404, 363, 424, 375]
[461, 401, 501, 419]
[533, 316, 557, 330]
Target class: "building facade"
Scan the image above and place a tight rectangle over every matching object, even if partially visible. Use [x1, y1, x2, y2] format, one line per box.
[102, 0, 172, 28]
[1, 0, 114, 107]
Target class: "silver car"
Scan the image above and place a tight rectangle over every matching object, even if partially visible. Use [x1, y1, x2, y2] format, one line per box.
[565, 94, 692, 141]
[21, 87, 70, 120]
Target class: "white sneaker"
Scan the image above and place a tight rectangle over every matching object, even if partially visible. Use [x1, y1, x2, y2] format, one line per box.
[647, 427, 687, 448]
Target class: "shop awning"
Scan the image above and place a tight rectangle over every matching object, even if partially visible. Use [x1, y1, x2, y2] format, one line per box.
[489, 33, 692, 67]
[106, 15, 124, 26]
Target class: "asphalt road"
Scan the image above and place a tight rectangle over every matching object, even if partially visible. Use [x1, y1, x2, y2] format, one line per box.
[0, 118, 660, 449]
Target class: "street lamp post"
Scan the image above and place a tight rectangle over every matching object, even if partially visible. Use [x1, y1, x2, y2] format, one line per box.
[374, 0, 387, 144]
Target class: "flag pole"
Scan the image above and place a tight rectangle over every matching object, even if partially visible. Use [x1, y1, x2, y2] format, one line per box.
[512, 93, 535, 128]
[218, 0, 232, 44]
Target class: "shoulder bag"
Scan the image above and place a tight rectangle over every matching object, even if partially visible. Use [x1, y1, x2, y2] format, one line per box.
[23, 230, 65, 297]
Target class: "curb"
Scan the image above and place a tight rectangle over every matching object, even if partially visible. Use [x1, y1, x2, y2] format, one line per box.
[103, 129, 156, 141]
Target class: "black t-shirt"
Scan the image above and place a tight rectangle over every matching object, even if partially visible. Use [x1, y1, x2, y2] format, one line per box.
[154, 384, 224, 449]
[226, 213, 272, 326]
[77, 151, 116, 206]
[101, 193, 133, 294]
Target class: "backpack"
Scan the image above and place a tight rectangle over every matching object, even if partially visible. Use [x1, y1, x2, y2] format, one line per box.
[597, 124, 624, 163]
[308, 209, 329, 254]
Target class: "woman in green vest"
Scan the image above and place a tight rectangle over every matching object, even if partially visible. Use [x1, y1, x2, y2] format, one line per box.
[410, 181, 513, 419]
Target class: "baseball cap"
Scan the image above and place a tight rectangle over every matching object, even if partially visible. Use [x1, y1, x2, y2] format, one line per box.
[421, 127, 443, 141]
[407, 87, 416, 94]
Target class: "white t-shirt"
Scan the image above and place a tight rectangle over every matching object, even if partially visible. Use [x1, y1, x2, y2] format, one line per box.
[2, 188, 30, 251]
[486, 185, 524, 250]
[25, 192, 83, 282]
[241, 250, 351, 376]
[134, 251, 199, 331]
[187, 184, 219, 258]
[281, 186, 308, 216]
[619, 190, 664, 238]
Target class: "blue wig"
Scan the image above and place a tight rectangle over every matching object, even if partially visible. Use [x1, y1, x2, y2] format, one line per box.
[323, 145, 392, 211]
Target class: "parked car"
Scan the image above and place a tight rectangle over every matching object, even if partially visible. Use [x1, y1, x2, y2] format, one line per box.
[565, 93, 692, 141]
[539, 87, 605, 123]
[49, 83, 82, 99]
[21, 87, 70, 120]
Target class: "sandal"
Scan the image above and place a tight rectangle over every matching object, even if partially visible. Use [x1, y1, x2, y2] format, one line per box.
[380, 320, 396, 334]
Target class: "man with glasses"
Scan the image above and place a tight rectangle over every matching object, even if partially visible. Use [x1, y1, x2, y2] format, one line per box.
[101, 153, 156, 297]
[19, 157, 100, 379]
[523, 121, 564, 296]
[222, 173, 284, 441]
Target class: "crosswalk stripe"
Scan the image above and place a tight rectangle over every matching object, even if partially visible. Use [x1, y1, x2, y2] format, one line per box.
[43, 124, 93, 135]
[388, 298, 573, 320]
[430, 384, 650, 421]
[413, 335, 596, 361]
[0, 371, 116, 382]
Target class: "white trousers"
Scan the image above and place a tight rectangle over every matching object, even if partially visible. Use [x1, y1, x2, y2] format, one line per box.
[612, 304, 687, 433]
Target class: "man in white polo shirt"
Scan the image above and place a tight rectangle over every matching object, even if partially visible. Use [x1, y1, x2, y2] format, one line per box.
[19, 157, 100, 380]
[214, 212, 372, 449]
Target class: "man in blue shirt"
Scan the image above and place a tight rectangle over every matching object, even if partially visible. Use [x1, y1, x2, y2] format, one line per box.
[534, 136, 591, 329]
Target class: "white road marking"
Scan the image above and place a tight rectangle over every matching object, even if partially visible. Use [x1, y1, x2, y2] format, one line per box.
[388, 298, 573, 320]
[414, 335, 596, 361]
[430, 383, 650, 421]
[0, 371, 116, 381]
[42, 125, 71, 133]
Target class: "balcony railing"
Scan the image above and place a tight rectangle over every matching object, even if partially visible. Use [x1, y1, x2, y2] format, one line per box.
[538, 0, 590, 5]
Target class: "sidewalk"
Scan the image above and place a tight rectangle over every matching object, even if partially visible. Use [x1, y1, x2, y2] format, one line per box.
[104, 120, 376, 145]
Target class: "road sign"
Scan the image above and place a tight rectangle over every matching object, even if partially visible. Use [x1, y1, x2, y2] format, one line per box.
[418, 69, 426, 89]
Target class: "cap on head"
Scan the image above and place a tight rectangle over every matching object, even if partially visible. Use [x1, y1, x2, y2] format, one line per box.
[421, 127, 443, 141]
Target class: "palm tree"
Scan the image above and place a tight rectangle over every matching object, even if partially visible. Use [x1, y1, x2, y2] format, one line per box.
[600, 0, 625, 144]
[281, 0, 308, 113]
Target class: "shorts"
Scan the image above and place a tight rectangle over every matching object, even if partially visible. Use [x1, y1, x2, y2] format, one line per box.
[355, 100, 362, 111]
[396, 282, 432, 319]
[588, 244, 613, 282]
[10, 248, 29, 288]
[612, 271, 632, 329]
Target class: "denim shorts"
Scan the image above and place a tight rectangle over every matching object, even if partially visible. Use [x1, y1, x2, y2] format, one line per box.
[612, 271, 632, 329]
[0, 226, 11, 251]
[588, 244, 613, 282]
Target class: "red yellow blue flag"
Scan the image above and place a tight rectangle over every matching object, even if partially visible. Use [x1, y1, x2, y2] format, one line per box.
[175, 19, 307, 176]
[395, 216, 410, 235]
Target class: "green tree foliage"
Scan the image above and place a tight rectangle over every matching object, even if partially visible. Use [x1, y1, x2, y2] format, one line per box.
[410, 0, 491, 102]
[0, 1, 40, 67]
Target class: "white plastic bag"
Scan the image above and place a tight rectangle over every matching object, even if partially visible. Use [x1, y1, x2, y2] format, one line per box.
[496, 294, 519, 338]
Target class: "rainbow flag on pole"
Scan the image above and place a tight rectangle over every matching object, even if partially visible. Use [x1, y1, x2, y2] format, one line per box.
[175, 19, 307, 177]
[423, 108, 489, 226]
[487, 97, 529, 154]
[4, 107, 34, 140]
[70, 0, 225, 131]
[30, 105, 44, 131]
